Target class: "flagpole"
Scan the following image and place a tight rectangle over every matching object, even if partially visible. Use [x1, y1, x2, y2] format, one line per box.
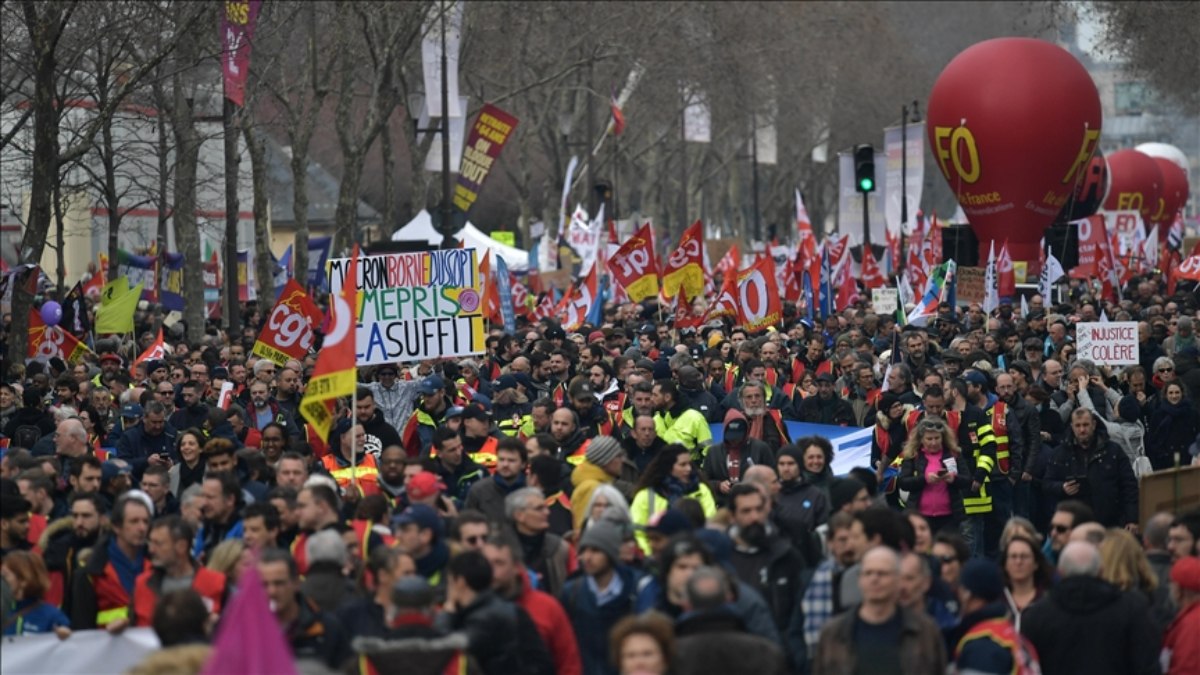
[350, 391, 357, 492]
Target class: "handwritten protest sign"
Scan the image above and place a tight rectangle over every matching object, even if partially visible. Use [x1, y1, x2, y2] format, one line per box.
[329, 249, 486, 366]
[1074, 321, 1138, 366]
[872, 288, 898, 314]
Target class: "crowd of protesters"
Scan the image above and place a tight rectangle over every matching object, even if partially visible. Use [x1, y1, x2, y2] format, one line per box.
[1, 270, 1200, 675]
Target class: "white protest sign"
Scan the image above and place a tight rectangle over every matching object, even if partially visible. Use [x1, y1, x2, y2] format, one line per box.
[1074, 321, 1138, 366]
[872, 288, 899, 314]
[2, 628, 160, 675]
[329, 249, 486, 366]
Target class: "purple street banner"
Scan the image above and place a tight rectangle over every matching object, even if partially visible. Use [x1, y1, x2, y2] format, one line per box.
[452, 103, 519, 213]
[221, 0, 262, 107]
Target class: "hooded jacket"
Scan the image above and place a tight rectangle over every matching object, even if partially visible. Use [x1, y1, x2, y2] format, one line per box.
[1020, 575, 1161, 675]
[703, 409, 777, 499]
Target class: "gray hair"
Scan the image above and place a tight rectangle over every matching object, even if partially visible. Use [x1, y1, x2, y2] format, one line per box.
[306, 529, 348, 566]
[253, 359, 275, 376]
[583, 484, 629, 522]
[53, 406, 79, 423]
[504, 486, 545, 520]
[1058, 541, 1101, 578]
[1144, 512, 1175, 550]
[180, 484, 204, 507]
[685, 566, 731, 611]
[1152, 356, 1174, 373]
[1067, 358, 1098, 377]
[1177, 316, 1193, 334]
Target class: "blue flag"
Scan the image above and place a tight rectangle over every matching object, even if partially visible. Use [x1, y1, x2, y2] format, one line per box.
[818, 245, 833, 320]
[308, 237, 332, 291]
[802, 270, 815, 326]
[585, 274, 606, 327]
[495, 255, 517, 334]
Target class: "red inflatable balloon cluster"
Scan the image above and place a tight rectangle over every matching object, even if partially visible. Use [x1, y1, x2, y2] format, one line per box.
[927, 38, 1102, 267]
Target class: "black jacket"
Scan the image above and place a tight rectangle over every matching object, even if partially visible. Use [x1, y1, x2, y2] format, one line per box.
[897, 450, 976, 519]
[620, 435, 666, 474]
[1043, 417, 1139, 527]
[1021, 575, 1161, 675]
[287, 592, 352, 669]
[728, 529, 806, 633]
[673, 608, 787, 675]
[680, 385, 722, 423]
[435, 590, 548, 675]
[796, 394, 855, 426]
[773, 478, 830, 555]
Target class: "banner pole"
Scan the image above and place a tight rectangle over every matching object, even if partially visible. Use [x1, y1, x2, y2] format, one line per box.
[350, 387, 359, 494]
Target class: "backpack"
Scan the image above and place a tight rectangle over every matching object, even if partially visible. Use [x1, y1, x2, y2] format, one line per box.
[13, 425, 42, 450]
[955, 617, 1042, 675]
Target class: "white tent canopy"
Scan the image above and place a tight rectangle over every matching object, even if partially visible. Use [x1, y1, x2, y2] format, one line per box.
[391, 209, 529, 271]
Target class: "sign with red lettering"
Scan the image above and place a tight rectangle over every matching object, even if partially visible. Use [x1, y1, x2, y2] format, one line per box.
[453, 104, 519, 213]
[1074, 321, 1138, 366]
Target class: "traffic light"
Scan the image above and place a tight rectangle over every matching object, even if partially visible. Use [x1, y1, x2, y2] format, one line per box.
[854, 144, 876, 193]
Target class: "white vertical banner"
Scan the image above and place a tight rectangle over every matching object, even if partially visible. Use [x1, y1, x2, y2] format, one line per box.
[883, 123, 925, 237]
[838, 151, 887, 244]
[682, 84, 711, 143]
[423, 96, 470, 172]
[420, 1, 463, 119]
[754, 110, 778, 166]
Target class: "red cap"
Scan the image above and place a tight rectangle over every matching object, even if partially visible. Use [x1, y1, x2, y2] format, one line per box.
[588, 330, 606, 343]
[1171, 556, 1200, 592]
[408, 471, 446, 501]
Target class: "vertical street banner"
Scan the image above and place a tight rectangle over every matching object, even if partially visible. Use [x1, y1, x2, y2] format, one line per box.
[884, 123, 925, 237]
[452, 103, 519, 213]
[253, 279, 323, 365]
[203, 251, 222, 319]
[420, 0, 464, 119]
[237, 250, 256, 302]
[329, 249, 486, 366]
[494, 254, 516, 335]
[221, 0, 262, 107]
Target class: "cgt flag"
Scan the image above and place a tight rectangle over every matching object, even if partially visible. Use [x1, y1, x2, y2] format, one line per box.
[253, 279, 323, 366]
[300, 246, 359, 442]
[132, 328, 167, 377]
[662, 221, 704, 300]
[736, 255, 782, 332]
[608, 223, 659, 302]
[28, 310, 91, 364]
[563, 264, 599, 331]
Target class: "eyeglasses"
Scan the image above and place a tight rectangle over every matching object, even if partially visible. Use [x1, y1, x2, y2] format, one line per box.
[936, 555, 959, 565]
[1006, 552, 1034, 561]
[1051, 524, 1071, 534]
[1158, 367, 1174, 373]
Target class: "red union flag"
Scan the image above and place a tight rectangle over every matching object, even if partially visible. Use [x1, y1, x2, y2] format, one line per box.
[662, 221, 704, 299]
[253, 279, 322, 365]
[132, 328, 167, 377]
[736, 256, 782, 332]
[608, 223, 658, 302]
[563, 266, 598, 331]
[1174, 254, 1200, 281]
[998, 241, 1016, 297]
[861, 245, 887, 290]
[300, 247, 359, 443]
[705, 270, 738, 323]
[28, 311, 90, 364]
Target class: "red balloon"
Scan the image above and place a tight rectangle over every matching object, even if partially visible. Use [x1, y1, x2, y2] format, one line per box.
[1150, 157, 1188, 229]
[1102, 149, 1162, 224]
[926, 38, 1101, 266]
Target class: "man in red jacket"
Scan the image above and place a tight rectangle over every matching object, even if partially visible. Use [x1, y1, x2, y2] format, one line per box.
[484, 534, 582, 675]
[131, 515, 227, 627]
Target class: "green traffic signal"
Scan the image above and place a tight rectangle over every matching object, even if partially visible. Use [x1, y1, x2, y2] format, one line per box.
[859, 177, 874, 192]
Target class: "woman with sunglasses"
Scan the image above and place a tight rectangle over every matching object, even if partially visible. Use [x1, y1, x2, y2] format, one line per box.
[1148, 381, 1198, 471]
[897, 419, 974, 536]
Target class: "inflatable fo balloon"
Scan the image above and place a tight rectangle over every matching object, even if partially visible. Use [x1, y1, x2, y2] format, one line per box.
[1103, 149, 1163, 225]
[926, 38, 1102, 267]
[1135, 142, 1190, 242]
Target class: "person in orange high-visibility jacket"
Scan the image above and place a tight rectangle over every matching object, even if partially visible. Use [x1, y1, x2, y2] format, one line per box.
[321, 423, 381, 496]
[133, 516, 227, 626]
[70, 495, 152, 629]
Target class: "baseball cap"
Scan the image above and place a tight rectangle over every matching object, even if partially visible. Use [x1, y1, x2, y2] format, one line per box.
[392, 575, 437, 609]
[418, 375, 445, 395]
[121, 403, 144, 418]
[99, 353, 122, 365]
[392, 503, 444, 536]
[494, 375, 518, 392]
[816, 373, 836, 384]
[376, 363, 399, 375]
[544, 325, 566, 341]
[963, 371, 989, 387]
[146, 360, 167, 373]
[101, 461, 132, 483]
[461, 402, 491, 422]
[211, 366, 229, 379]
[569, 381, 594, 400]
[511, 373, 534, 391]
[444, 406, 465, 420]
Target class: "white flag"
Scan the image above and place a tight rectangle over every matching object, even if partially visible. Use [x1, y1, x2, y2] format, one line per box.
[682, 84, 711, 143]
[1020, 294, 1029, 319]
[983, 241, 999, 314]
[1039, 249, 1065, 300]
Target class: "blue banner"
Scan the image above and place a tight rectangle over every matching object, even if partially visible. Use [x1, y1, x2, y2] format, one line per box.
[495, 254, 516, 334]
[308, 237, 332, 291]
[708, 420, 873, 476]
[160, 253, 186, 311]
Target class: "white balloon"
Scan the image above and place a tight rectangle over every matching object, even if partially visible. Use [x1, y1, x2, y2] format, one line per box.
[1135, 143, 1189, 177]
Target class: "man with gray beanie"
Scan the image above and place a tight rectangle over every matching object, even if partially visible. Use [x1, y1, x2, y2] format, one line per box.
[1021, 541, 1160, 675]
[569, 435, 627, 531]
[560, 520, 641, 675]
[301, 529, 356, 614]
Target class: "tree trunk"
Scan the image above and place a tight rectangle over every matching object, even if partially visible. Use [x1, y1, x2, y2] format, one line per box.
[333, 153, 366, 253]
[222, 100, 241, 333]
[380, 117, 396, 238]
[243, 125, 274, 316]
[171, 33, 204, 345]
[8, 2, 64, 368]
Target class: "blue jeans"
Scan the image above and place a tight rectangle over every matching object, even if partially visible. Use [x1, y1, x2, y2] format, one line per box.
[961, 515, 986, 559]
